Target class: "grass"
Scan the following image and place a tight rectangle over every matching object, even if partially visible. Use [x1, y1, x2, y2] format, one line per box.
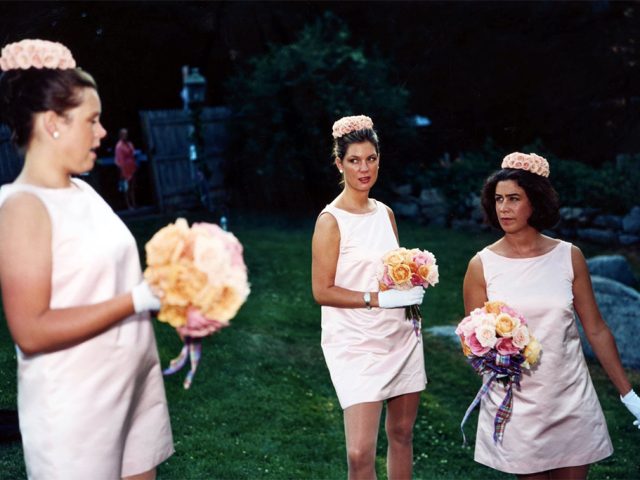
[1, 212, 639, 479]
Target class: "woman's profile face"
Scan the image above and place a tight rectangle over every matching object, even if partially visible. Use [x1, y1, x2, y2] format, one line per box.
[56, 87, 107, 174]
[336, 140, 379, 192]
[494, 179, 533, 233]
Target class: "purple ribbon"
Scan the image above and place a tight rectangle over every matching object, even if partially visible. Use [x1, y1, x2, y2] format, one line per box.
[163, 337, 202, 390]
[405, 305, 423, 340]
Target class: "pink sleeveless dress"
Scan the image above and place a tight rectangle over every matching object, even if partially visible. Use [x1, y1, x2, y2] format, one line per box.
[0, 178, 173, 479]
[475, 241, 612, 474]
[320, 200, 427, 409]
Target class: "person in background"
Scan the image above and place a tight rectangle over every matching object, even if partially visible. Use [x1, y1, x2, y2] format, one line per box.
[115, 127, 137, 209]
[463, 152, 640, 480]
[312, 115, 426, 479]
[0, 39, 173, 479]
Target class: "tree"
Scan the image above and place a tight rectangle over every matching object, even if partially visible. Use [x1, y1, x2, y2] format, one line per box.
[224, 12, 416, 213]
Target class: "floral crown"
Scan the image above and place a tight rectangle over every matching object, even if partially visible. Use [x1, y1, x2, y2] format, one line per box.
[0, 39, 76, 72]
[501, 152, 550, 177]
[332, 115, 374, 139]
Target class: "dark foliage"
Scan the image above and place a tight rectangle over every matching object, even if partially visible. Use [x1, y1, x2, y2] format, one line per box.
[224, 13, 417, 213]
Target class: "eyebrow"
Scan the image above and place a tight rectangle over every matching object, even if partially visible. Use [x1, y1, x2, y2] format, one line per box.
[495, 193, 520, 197]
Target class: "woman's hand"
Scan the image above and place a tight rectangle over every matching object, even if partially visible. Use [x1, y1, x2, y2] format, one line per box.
[621, 390, 640, 429]
[132, 280, 161, 313]
[378, 286, 424, 308]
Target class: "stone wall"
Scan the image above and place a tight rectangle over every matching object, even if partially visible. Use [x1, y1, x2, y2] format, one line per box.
[390, 183, 640, 246]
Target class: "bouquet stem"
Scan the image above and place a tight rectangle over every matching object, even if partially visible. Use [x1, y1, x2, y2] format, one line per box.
[405, 305, 423, 339]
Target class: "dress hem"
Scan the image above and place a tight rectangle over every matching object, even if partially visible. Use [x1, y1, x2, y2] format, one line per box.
[474, 448, 613, 474]
[340, 384, 427, 410]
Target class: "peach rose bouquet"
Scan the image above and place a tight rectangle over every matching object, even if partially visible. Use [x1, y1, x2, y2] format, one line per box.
[144, 218, 250, 388]
[456, 301, 541, 444]
[378, 247, 439, 338]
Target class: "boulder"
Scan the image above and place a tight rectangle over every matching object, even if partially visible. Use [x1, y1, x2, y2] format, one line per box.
[587, 255, 638, 288]
[392, 184, 413, 197]
[391, 201, 419, 218]
[419, 188, 444, 206]
[577, 276, 640, 369]
[425, 325, 459, 342]
[622, 206, 640, 234]
[560, 207, 598, 226]
[576, 228, 617, 245]
[593, 214, 623, 230]
[619, 234, 640, 246]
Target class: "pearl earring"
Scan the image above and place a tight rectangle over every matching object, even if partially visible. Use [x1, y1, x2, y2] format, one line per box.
[53, 131, 60, 139]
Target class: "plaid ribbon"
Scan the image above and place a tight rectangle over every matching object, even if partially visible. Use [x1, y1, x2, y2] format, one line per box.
[493, 380, 514, 443]
[163, 336, 203, 390]
[460, 352, 524, 446]
[460, 372, 497, 446]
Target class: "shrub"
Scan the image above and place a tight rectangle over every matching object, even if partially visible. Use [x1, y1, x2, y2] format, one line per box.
[224, 12, 417, 213]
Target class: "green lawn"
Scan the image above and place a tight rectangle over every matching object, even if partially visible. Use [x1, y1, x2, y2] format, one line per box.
[1, 212, 638, 479]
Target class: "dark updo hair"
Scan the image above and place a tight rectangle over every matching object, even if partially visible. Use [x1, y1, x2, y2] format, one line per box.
[481, 168, 560, 231]
[332, 128, 380, 160]
[0, 68, 97, 149]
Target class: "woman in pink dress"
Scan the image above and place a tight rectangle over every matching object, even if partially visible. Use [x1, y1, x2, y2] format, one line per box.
[312, 115, 427, 479]
[463, 152, 640, 479]
[115, 128, 137, 209]
[0, 40, 173, 479]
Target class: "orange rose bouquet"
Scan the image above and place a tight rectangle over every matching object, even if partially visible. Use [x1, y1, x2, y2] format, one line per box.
[456, 301, 541, 444]
[144, 218, 250, 388]
[378, 247, 439, 338]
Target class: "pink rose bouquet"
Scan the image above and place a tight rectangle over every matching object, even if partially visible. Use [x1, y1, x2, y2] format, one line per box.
[456, 301, 541, 444]
[144, 218, 250, 388]
[378, 247, 439, 338]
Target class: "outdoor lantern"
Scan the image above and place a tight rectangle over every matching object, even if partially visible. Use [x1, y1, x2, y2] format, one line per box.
[181, 66, 207, 110]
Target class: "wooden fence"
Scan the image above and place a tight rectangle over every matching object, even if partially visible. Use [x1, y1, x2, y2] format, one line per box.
[139, 107, 230, 212]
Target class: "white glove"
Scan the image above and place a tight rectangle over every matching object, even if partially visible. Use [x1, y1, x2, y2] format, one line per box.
[378, 286, 424, 309]
[621, 389, 640, 429]
[132, 281, 161, 313]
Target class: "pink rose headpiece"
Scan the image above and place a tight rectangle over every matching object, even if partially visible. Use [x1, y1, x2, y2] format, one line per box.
[501, 152, 550, 178]
[332, 115, 374, 139]
[0, 39, 76, 72]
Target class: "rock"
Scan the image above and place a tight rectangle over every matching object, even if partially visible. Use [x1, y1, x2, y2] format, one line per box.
[418, 188, 448, 226]
[419, 188, 444, 206]
[577, 276, 640, 369]
[468, 194, 484, 222]
[619, 234, 640, 246]
[393, 184, 413, 197]
[576, 228, 618, 245]
[425, 325, 459, 342]
[391, 201, 419, 218]
[556, 227, 577, 239]
[587, 255, 638, 288]
[622, 206, 640, 234]
[593, 214, 623, 230]
[560, 207, 597, 226]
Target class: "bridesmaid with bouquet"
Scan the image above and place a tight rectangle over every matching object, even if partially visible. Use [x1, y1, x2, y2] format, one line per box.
[463, 152, 640, 479]
[312, 115, 426, 479]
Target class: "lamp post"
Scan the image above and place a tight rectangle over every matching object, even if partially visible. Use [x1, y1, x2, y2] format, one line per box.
[181, 66, 213, 212]
[182, 66, 207, 110]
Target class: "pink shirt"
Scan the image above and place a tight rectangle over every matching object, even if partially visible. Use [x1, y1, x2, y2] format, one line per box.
[115, 140, 137, 180]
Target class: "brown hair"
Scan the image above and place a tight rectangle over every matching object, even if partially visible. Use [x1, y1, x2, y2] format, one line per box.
[481, 168, 560, 231]
[0, 68, 97, 148]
